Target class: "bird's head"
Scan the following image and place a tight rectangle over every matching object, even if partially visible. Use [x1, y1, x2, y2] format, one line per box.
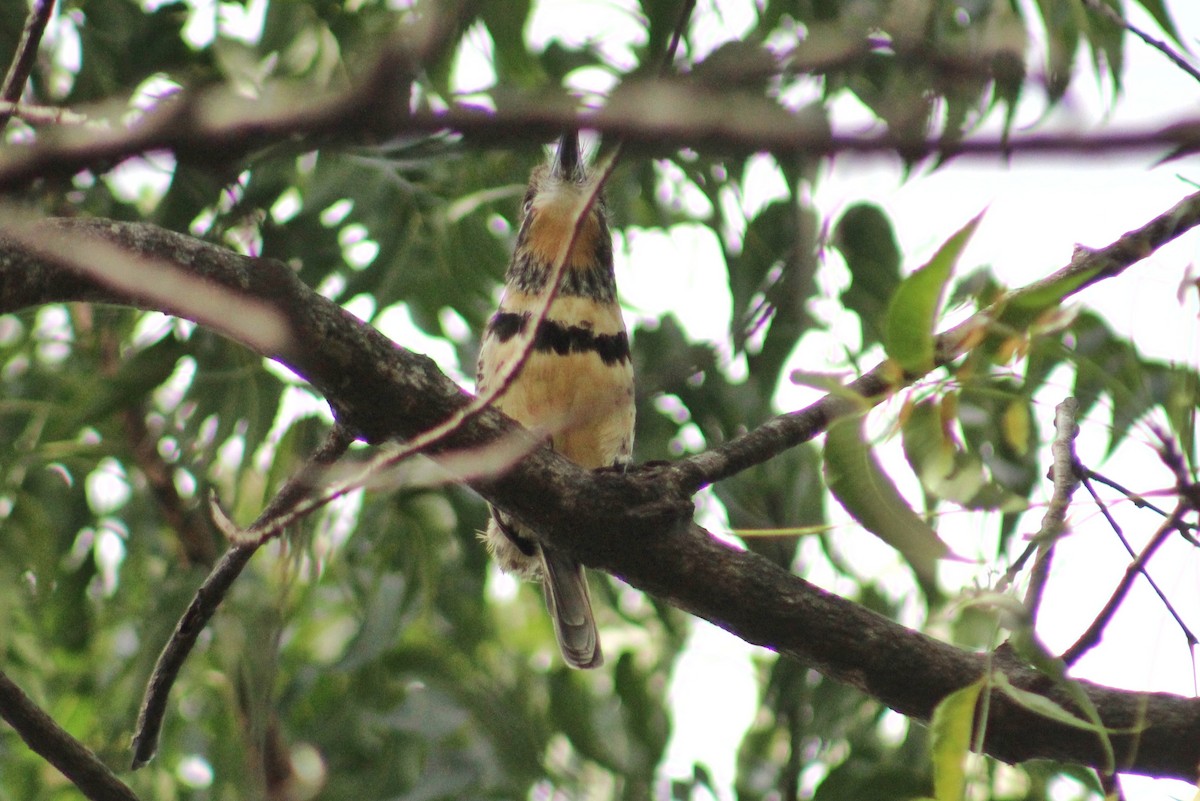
[516, 132, 611, 273]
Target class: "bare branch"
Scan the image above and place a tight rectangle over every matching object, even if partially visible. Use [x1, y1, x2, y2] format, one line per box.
[0, 0, 55, 134]
[1061, 504, 1187, 666]
[0, 669, 141, 801]
[2, 215, 288, 356]
[1082, 0, 1200, 86]
[1083, 467, 1200, 542]
[0, 42, 417, 191]
[1079, 472, 1199, 651]
[6, 46, 1200, 194]
[130, 424, 354, 769]
[1062, 432, 1198, 665]
[0, 99, 87, 126]
[1023, 397, 1082, 618]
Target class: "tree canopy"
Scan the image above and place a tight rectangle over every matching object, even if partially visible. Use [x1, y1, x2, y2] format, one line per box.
[1, 1, 1200, 800]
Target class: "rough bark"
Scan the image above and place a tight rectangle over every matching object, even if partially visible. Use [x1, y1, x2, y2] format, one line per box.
[1, 216, 1199, 782]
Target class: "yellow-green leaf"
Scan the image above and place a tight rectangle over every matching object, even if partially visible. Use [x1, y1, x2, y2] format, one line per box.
[823, 415, 953, 586]
[885, 211, 985, 373]
[930, 678, 985, 801]
[1001, 399, 1031, 455]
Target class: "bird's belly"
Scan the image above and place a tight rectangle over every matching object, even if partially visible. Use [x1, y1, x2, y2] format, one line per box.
[497, 350, 634, 468]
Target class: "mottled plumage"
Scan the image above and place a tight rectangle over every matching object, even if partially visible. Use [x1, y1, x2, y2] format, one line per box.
[477, 133, 634, 669]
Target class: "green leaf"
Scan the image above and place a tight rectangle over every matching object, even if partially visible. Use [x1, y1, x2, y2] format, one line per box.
[1033, 0, 1084, 100]
[929, 678, 985, 801]
[729, 200, 795, 350]
[992, 673, 1099, 732]
[480, 0, 543, 87]
[73, 333, 186, 426]
[1161, 365, 1198, 473]
[901, 397, 1026, 512]
[885, 211, 984, 373]
[836, 203, 902, 350]
[1130, 0, 1184, 48]
[1003, 618, 1118, 773]
[746, 200, 820, 395]
[823, 414, 954, 588]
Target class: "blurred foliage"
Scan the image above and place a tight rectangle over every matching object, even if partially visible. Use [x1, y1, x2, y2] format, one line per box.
[0, 1, 1195, 800]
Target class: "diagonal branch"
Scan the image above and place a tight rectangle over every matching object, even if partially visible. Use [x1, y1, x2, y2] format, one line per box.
[1060, 504, 1188, 667]
[129, 425, 355, 769]
[1061, 432, 1200, 666]
[1082, 0, 1200, 86]
[669, 189, 1200, 492]
[3, 200, 1200, 777]
[0, 0, 55, 134]
[1079, 472, 1199, 648]
[0, 669, 141, 801]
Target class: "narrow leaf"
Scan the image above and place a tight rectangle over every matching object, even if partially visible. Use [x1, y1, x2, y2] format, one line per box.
[823, 415, 954, 587]
[1131, 0, 1184, 49]
[885, 211, 985, 373]
[836, 203, 902, 349]
[930, 678, 985, 801]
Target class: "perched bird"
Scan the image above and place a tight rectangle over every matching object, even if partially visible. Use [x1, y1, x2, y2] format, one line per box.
[476, 132, 635, 669]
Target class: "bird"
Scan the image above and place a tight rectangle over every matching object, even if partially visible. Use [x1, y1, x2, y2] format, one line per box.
[475, 132, 635, 669]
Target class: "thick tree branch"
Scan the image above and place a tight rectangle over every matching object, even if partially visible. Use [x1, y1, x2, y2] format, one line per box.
[0, 670, 141, 801]
[2, 207, 1200, 780]
[631, 519, 1200, 779]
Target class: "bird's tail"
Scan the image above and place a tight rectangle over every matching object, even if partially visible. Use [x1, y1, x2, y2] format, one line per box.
[539, 546, 603, 669]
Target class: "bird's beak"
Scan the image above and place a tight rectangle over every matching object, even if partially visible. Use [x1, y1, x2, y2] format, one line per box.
[553, 131, 581, 180]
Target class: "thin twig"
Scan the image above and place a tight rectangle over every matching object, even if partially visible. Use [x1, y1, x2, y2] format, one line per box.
[1080, 472, 1198, 650]
[0, 100, 85, 126]
[1060, 503, 1187, 666]
[1082, 467, 1199, 543]
[0, 669, 141, 801]
[1024, 398, 1082, 619]
[0, 0, 55, 134]
[1083, 0, 1200, 86]
[1062, 433, 1196, 665]
[130, 424, 354, 769]
[664, 0, 695, 66]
